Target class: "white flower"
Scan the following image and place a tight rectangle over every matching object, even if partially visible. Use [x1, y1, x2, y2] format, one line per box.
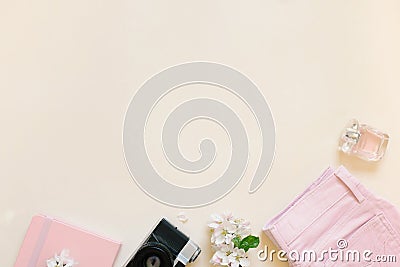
[47, 250, 78, 267]
[231, 218, 251, 238]
[208, 212, 251, 245]
[210, 243, 233, 265]
[210, 243, 250, 267]
[228, 247, 250, 267]
[208, 213, 236, 245]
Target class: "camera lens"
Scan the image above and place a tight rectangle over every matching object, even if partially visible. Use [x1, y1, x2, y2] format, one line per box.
[145, 256, 161, 267]
[127, 242, 173, 267]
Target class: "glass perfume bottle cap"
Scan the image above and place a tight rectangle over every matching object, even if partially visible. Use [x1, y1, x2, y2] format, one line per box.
[340, 119, 361, 153]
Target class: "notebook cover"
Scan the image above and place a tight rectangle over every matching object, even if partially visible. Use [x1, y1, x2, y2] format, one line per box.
[14, 215, 121, 267]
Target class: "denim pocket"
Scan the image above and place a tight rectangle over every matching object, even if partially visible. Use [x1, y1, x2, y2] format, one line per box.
[325, 213, 400, 267]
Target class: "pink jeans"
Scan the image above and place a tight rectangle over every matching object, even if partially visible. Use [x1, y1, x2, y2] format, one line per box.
[263, 166, 400, 266]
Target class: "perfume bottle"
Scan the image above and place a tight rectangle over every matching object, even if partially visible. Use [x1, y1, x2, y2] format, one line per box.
[339, 119, 389, 161]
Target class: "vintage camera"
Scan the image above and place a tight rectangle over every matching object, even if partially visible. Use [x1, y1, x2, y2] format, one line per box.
[126, 218, 201, 267]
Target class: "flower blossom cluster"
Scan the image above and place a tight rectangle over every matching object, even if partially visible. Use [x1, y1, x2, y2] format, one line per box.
[208, 213, 253, 267]
[47, 250, 77, 267]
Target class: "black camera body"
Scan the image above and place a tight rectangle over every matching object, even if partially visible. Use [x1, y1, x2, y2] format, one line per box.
[126, 218, 201, 267]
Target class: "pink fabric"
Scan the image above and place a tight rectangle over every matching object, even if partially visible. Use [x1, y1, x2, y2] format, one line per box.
[263, 166, 400, 266]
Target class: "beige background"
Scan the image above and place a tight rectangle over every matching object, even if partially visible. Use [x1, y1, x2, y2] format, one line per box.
[1, 1, 400, 266]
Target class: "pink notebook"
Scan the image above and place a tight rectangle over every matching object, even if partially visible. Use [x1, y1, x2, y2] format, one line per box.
[14, 215, 121, 267]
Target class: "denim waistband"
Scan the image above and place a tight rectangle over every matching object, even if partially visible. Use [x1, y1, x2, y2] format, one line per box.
[263, 166, 365, 252]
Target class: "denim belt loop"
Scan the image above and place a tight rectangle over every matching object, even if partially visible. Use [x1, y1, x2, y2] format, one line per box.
[334, 166, 365, 203]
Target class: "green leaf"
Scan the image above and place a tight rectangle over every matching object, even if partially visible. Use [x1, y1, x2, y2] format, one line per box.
[232, 237, 241, 248]
[239, 235, 260, 252]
